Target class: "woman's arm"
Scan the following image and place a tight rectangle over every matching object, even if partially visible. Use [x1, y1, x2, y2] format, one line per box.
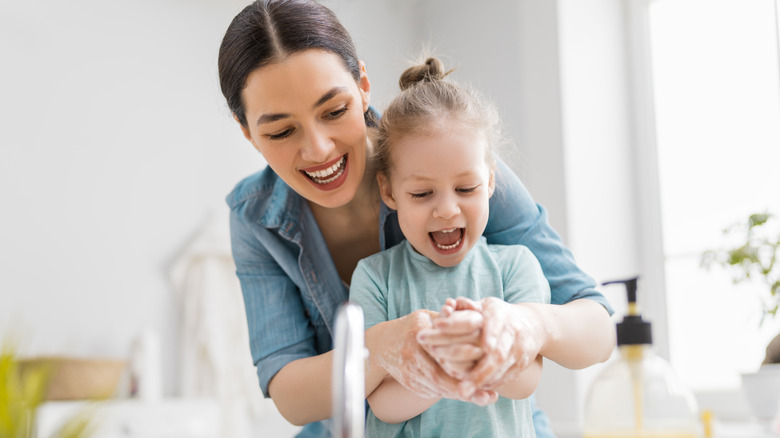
[268, 313, 442, 425]
[480, 158, 616, 376]
[467, 298, 614, 389]
[367, 375, 440, 424]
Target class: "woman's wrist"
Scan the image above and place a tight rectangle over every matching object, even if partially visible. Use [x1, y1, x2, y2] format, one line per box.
[364, 319, 395, 395]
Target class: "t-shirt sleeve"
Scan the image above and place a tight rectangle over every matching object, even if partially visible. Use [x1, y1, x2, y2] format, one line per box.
[500, 245, 552, 306]
[348, 258, 389, 330]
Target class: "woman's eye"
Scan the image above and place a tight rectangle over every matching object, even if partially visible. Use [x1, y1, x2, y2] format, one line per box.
[410, 191, 431, 199]
[457, 186, 479, 194]
[267, 128, 294, 140]
[325, 106, 348, 120]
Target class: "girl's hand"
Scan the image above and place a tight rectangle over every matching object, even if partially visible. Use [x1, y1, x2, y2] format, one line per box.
[461, 297, 545, 390]
[418, 299, 485, 378]
[372, 308, 497, 406]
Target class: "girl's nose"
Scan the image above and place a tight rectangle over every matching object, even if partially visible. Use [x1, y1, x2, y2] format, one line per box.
[300, 127, 334, 162]
[433, 194, 461, 220]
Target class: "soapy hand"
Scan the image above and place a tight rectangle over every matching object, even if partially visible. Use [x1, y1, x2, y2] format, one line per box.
[462, 297, 544, 390]
[416, 298, 498, 405]
[373, 308, 497, 406]
[418, 298, 485, 378]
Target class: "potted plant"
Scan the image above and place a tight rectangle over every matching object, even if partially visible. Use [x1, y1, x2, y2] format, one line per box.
[1, 340, 98, 438]
[701, 212, 780, 422]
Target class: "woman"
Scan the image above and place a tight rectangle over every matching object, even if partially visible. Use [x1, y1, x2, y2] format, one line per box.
[218, 1, 616, 437]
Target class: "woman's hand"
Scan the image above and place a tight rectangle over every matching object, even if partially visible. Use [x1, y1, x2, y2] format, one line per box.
[450, 297, 546, 390]
[369, 308, 497, 406]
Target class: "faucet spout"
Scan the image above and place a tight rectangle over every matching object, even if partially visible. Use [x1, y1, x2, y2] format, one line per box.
[331, 302, 365, 438]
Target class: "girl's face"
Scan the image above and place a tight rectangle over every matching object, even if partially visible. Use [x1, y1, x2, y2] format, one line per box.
[378, 125, 495, 268]
[238, 50, 371, 208]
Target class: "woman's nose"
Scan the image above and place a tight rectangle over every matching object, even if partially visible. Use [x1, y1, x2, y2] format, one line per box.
[433, 194, 461, 219]
[300, 127, 334, 162]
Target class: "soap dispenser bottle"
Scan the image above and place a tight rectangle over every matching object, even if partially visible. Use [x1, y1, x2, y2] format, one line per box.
[582, 277, 700, 438]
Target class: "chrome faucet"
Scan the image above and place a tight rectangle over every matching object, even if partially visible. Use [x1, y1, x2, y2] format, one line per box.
[331, 302, 365, 438]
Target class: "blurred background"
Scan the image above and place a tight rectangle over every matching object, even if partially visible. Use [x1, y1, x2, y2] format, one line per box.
[1, 0, 779, 436]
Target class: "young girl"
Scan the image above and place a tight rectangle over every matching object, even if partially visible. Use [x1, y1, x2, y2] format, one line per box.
[349, 57, 550, 437]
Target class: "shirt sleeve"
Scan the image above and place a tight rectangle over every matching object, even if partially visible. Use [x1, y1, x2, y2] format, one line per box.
[348, 258, 389, 331]
[501, 245, 552, 306]
[485, 158, 614, 314]
[229, 208, 317, 398]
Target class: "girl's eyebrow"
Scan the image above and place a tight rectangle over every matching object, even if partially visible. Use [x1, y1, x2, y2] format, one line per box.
[255, 87, 349, 126]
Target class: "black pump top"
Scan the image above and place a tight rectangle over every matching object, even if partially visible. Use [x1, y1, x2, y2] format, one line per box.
[602, 276, 653, 346]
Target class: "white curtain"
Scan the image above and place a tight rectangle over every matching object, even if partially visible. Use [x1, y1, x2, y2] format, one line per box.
[169, 213, 265, 438]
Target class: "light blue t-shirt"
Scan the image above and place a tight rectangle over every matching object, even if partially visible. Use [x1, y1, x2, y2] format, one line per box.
[349, 237, 551, 438]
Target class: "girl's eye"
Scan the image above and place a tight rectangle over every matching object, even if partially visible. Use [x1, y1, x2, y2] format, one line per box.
[267, 128, 294, 140]
[410, 191, 431, 199]
[457, 186, 479, 194]
[325, 105, 349, 120]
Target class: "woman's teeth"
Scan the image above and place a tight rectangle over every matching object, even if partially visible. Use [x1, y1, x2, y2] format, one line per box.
[304, 156, 346, 184]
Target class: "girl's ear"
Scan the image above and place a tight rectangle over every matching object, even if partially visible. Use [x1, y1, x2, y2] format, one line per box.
[377, 172, 397, 210]
[487, 168, 496, 198]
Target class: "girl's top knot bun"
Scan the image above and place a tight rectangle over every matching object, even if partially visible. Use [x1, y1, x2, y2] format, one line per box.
[398, 57, 449, 90]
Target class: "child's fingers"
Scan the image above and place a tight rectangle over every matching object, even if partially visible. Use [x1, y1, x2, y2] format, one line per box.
[453, 297, 481, 311]
[439, 359, 477, 378]
[432, 309, 484, 333]
[417, 328, 481, 346]
[430, 344, 484, 362]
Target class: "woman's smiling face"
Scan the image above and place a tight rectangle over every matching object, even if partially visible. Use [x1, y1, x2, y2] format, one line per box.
[378, 125, 495, 268]
[238, 49, 371, 208]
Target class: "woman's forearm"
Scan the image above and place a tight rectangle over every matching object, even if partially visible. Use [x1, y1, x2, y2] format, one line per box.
[267, 352, 333, 425]
[268, 323, 391, 426]
[533, 299, 615, 369]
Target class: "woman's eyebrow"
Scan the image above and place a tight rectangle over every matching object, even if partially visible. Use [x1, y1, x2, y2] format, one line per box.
[256, 112, 290, 126]
[255, 86, 349, 126]
[313, 86, 348, 109]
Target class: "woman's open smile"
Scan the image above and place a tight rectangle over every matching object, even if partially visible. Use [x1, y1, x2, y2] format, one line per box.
[300, 154, 349, 190]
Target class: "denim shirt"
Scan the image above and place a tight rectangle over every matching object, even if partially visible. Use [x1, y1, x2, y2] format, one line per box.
[227, 158, 613, 438]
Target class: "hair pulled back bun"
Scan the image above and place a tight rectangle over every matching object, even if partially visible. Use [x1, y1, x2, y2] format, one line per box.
[398, 57, 451, 90]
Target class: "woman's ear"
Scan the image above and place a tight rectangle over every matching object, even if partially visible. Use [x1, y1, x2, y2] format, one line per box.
[358, 60, 371, 113]
[235, 114, 254, 142]
[376, 172, 397, 210]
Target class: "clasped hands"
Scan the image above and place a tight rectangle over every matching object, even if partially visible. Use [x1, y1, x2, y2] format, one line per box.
[380, 296, 543, 407]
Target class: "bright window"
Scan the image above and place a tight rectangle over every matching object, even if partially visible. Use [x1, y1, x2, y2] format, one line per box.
[648, 0, 780, 390]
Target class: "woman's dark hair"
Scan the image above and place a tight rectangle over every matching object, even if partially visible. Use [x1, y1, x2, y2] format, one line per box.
[218, 0, 362, 127]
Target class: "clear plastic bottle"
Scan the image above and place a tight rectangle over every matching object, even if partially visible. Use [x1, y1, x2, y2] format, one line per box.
[582, 277, 700, 438]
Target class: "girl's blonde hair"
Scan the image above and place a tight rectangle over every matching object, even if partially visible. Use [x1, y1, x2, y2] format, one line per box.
[372, 57, 503, 178]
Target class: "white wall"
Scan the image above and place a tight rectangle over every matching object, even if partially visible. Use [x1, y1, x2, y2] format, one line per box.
[1, 0, 639, 434]
[0, 0, 260, 396]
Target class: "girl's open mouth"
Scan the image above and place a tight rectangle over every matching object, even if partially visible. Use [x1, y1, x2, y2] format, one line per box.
[429, 228, 464, 253]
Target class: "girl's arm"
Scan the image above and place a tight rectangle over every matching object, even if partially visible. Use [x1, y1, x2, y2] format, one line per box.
[367, 375, 440, 424]
[493, 354, 543, 400]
